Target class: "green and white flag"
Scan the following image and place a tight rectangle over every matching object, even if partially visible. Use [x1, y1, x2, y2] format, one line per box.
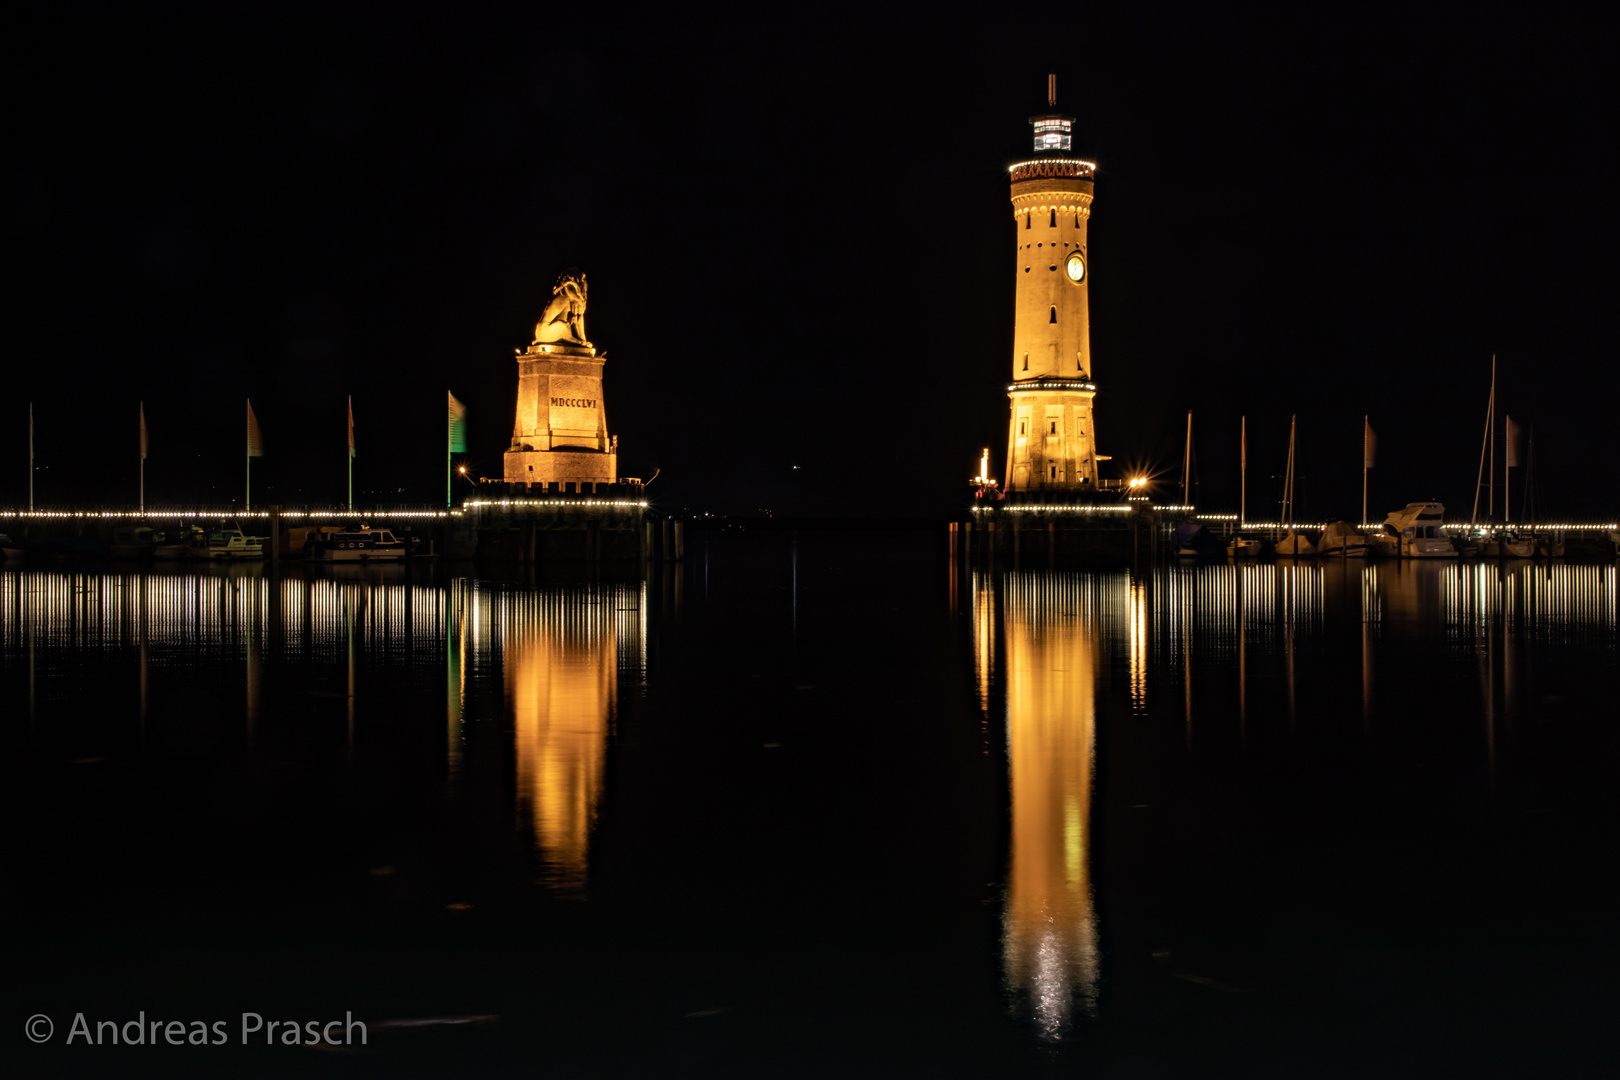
[448, 391, 468, 453]
[247, 399, 265, 457]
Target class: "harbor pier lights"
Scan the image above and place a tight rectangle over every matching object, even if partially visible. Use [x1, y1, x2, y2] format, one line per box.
[464, 482, 652, 563]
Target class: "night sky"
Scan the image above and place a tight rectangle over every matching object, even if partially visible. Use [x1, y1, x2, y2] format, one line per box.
[5, 4, 1615, 519]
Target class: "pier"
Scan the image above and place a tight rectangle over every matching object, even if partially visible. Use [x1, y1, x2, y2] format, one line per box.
[0, 485, 686, 567]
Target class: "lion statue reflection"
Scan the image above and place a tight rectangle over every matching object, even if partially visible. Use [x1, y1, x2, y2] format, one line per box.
[533, 269, 591, 348]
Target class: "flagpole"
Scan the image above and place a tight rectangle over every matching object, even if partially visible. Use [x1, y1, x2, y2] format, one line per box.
[1504, 415, 1511, 527]
[139, 401, 145, 515]
[1362, 416, 1367, 527]
[1239, 415, 1246, 527]
[29, 401, 34, 513]
[347, 395, 353, 512]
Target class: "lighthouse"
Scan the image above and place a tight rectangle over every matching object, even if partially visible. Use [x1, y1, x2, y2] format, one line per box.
[1003, 76, 1102, 493]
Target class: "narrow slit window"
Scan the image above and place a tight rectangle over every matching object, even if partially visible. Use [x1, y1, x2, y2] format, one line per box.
[1024, 213, 1030, 230]
[1019, 420, 1027, 435]
[1022, 352, 1028, 371]
[1074, 213, 1080, 227]
[1049, 420, 1057, 434]
[1049, 209, 1056, 227]
[1049, 306, 1057, 324]
[1050, 463, 1058, 479]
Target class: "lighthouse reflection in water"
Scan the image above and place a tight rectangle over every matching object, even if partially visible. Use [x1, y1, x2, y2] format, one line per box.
[970, 558, 1617, 1039]
[974, 570, 1102, 1040]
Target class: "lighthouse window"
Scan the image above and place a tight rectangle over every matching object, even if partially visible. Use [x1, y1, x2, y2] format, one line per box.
[1049, 306, 1057, 324]
[1049, 209, 1056, 227]
[1049, 420, 1057, 434]
[1074, 213, 1080, 227]
[1022, 352, 1028, 371]
[1050, 464, 1058, 480]
[1024, 213, 1030, 230]
[1019, 420, 1027, 436]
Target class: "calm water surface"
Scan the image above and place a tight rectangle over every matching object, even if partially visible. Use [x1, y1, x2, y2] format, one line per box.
[6, 534, 1618, 1077]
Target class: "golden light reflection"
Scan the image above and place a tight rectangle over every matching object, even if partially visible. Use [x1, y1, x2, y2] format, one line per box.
[1128, 575, 1148, 712]
[492, 585, 644, 896]
[978, 571, 1101, 1038]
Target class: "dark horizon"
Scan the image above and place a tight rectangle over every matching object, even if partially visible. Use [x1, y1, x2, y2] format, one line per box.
[5, 5, 1615, 520]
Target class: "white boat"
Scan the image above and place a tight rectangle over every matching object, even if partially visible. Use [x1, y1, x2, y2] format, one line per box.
[1226, 537, 1261, 559]
[1317, 520, 1370, 557]
[1379, 502, 1457, 558]
[185, 526, 264, 561]
[306, 526, 408, 562]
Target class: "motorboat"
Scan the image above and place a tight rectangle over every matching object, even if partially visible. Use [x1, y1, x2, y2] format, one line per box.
[184, 526, 264, 561]
[1378, 502, 1457, 558]
[1317, 520, 1370, 557]
[306, 526, 408, 562]
[1275, 530, 1317, 557]
[1226, 537, 1261, 559]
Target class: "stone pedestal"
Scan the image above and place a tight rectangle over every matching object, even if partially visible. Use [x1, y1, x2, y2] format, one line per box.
[504, 342, 617, 487]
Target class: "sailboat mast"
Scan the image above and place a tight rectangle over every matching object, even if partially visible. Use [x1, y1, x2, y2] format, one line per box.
[1286, 414, 1297, 533]
[1470, 360, 1493, 525]
[1361, 414, 1368, 527]
[1488, 355, 1496, 520]
[1240, 415, 1247, 527]
[1181, 410, 1192, 507]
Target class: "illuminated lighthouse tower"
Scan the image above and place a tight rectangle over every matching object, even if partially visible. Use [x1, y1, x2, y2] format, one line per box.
[1004, 77, 1102, 493]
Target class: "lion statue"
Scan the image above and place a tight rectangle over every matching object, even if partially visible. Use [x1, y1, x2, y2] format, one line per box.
[533, 269, 591, 347]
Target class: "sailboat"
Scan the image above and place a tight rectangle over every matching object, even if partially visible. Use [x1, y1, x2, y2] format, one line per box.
[1227, 415, 1260, 558]
[1172, 412, 1221, 558]
[1317, 519, 1370, 557]
[1517, 426, 1564, 558]
[1274, 415, 1317, 557]
[1275, 416, 1316, 557]
[1466, 355, 1528, 557]
[1324, 415, 1375, 556]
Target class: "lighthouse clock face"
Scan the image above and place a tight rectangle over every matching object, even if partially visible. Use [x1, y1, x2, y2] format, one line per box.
[1065, 252, 1085, 283]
